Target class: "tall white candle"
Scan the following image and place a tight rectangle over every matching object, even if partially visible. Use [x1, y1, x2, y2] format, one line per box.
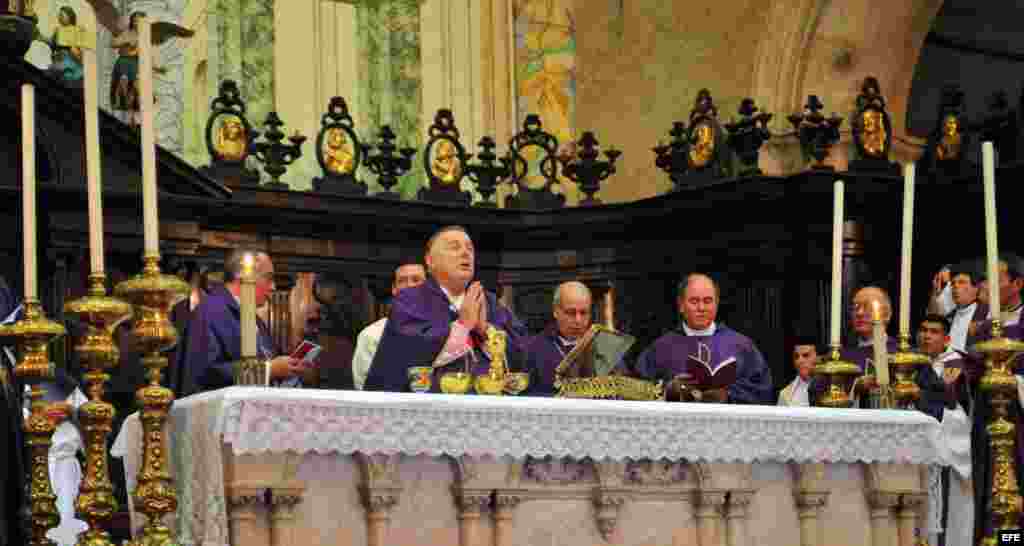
[830, 179, 845, 348]
[21, 84, 37, 301]
[899, 163, 915, 335]
[84, 47, 105, 275]
[138, 16, 159, 256]
[871, 301, 890, 386]
[982, 142, 1000, 314]
[240, 254, 257, 358]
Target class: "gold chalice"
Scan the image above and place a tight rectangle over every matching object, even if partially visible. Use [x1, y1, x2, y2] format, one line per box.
[440, 371, 472, 394]
[407, 366, 433, 393]
[504, 372, 530, 395]
[474, 372, 505, 395]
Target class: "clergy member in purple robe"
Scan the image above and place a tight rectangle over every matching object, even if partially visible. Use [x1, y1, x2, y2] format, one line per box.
[523, 281, 593, 397]
[363, 226, 528, 393]
[184, 250, 301, 394]
[633, 273, 772, 404]
[842, 286, 898, 408]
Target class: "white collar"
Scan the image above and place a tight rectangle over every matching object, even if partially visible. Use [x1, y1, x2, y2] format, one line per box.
[955, 302, 977, 316]
[933, 348, 960, 365]
[857, 332, 888, 347]
[682, 322, 717, 337]
[439, 285, 466, 309]
[557, 335, 579, 347]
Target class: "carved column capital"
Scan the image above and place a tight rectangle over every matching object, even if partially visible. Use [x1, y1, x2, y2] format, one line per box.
[594, 489, 628, 542]
[493, 492, 524, 519]
[455, 489, 492, 519]
[360, 486, 400, 519]
[726, 490, 755, 520]
[898, 493, 926, 512]
[227, 487, 267, 521]
[695, 490, 728, 517]
[269, 488, 303, 517]
[867, 491, 901, 517]
[794, 491, 829, 519]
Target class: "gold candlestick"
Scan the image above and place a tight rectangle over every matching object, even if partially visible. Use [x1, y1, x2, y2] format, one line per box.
[114, 256, 190, 546]
[474, 326, 508, 395]
[63, 274, 133, 546]
[0, 300, 67, 546]
[976, 320, 1024, 545]
[813, 346, 861, 408]
[889, 333, 929, 410]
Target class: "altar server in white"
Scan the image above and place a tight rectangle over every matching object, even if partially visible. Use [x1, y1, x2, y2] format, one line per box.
[352, 261, 426, 389]
[777, 336, 817, 407]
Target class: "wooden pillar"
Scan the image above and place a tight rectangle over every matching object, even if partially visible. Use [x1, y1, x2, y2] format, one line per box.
[492, 492, 521, 546]
[455, 489, 491, 546]
[269, 487, 303, 546]
[867, 491, 899, 546]
[725, 491, 753, 546]
[227, 487, 270, 546]
[695, 491, 727, 546]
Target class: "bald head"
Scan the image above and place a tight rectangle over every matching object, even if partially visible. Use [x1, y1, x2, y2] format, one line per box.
[851, 286, 892, 338]
[553, 281, 592, 339]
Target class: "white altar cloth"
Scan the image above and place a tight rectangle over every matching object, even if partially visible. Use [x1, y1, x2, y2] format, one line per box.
[112, 387, 944, 545]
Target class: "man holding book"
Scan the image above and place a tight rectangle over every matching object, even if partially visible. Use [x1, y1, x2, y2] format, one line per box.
[522, 281, 593, 396]
[633, 273, 772, 404]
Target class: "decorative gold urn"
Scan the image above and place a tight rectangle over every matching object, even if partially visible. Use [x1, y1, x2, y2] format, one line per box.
[63, 274, 133, 546]
[975, 321, 1024, 545]
[813, 346, 862, 408]
[0, 299, 67, 546]
[114, 255, 190, 546]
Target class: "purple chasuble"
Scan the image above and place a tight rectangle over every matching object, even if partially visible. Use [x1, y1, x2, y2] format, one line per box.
[363, 277, 528, 393]
[633, 325, 772, 404]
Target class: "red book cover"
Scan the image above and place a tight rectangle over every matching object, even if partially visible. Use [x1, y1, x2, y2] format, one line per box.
[290, 340, 322, 369]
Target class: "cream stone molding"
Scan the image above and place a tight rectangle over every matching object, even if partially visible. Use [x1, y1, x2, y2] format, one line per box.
[269, 487, 304, 546]
[226, 486, 269, 546]
[593, 488, 629, 541]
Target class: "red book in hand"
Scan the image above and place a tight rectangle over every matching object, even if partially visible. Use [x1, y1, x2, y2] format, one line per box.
[680, 355, 737, 390]
[290, 340, 323, 369]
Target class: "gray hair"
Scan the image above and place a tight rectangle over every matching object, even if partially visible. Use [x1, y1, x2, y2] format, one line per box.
[553, 281, 592, 307]
[424, 225, 470, 257]
[223, 249, 268, 282]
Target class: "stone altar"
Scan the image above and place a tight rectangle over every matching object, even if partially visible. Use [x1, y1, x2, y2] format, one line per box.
[113, 387, 943, 546]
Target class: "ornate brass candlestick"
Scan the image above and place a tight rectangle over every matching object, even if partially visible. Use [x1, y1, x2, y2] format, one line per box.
[0, 299, 67, 546]
[976, 320, 1024, 545]
[114, 256, 190, 546]
[888, 333, 929, 410]
[63, 273, 133, 546]
[813, 346, 861, 408]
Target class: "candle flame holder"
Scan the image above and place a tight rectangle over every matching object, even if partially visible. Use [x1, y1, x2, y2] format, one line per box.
[63, 274, 133, 546]
[114, 255, 190, 546]
[975, 320, 1024, 545]
[888, 333, 929, 410]
[813, 346, 861, 408]
[0, 299, 67, 546]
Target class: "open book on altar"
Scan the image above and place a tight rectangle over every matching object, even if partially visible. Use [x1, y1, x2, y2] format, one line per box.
[676, 355, 737, 390]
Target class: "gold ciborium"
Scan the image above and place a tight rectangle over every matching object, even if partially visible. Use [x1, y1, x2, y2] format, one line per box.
[0, 299, 67, 546]
[504, 372, 530, 395]
[63, 273, 133, 546]
[440, 371, 472, 394]
[474, 326, 508, 395]
[975, 320, 1024, 545]
[813, 346, 862, 408]
[114, 255, 190, 546]
[889, 333, 929, 410]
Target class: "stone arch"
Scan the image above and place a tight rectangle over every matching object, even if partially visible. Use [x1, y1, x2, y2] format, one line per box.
[750, 0, 945, 171]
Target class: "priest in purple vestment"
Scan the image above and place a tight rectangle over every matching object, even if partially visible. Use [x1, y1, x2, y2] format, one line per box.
[184, 251, 302, 394]
[633, 273, 772, 404]
[523, 281, 593, 396]
[363, 226, 528, 393]
[841, 286, 898, 408]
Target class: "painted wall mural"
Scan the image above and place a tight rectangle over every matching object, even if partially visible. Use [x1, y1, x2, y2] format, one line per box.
[513, 0, 577, 202]
[354, 0, 423, 198]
